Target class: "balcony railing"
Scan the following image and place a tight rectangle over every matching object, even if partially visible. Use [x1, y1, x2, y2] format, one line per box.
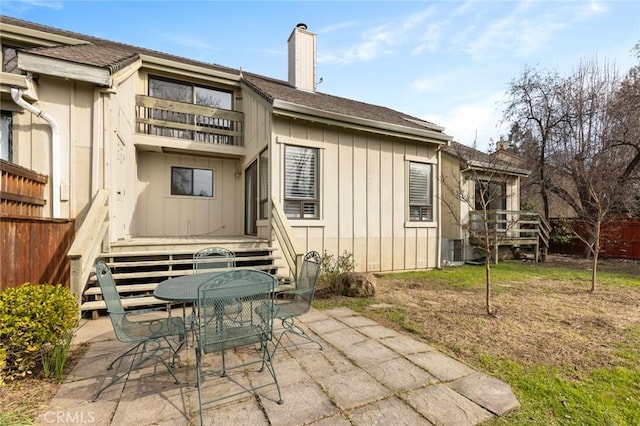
[135, 95, 244, 147]
[468, 209, 551, 262]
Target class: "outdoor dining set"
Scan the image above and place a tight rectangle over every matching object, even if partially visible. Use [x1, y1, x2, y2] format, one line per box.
[90, 248, 322, 425]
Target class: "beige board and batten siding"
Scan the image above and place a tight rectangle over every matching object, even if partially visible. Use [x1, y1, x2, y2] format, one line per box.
[5, 76, 97, 222]
[440, 154, 464, 241]
[273, 117, 439, 273]
[107, 72, 139, 241]
[135, 151, 241, 237]
[241, 85, 273, 239]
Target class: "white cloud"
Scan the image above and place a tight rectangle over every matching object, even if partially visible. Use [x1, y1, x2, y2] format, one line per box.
[424, 92, 507, 152]
[318, 7, 438, 65]
[3, 0, 63, 13]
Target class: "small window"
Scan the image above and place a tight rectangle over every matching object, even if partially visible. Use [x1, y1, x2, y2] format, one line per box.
[1, 111, 12, 161]
[171, 166, 213, 197]
[284, 145, 319, 219]
[409, 162, 432, 221]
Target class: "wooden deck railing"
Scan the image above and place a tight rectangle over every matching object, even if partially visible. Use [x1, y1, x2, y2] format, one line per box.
[0, 159, 48, 217]
[67, 189, 109, 309]
[468, 209, 551, 262]
[135, 95, 244, 147]
[271, 199, 304, 280]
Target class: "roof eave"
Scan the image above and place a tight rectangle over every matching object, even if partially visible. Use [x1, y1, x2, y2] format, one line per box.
[272, 99, 452, 144]
[465, 160, 531, 177]
[18, 52, 112, 86]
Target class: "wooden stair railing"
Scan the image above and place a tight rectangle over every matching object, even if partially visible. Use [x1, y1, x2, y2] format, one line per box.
[271, 199, 304, 282]
[67, 189, 109, 311]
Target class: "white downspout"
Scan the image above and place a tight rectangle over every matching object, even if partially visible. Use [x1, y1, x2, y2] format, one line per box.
[11, 87, 61, 218]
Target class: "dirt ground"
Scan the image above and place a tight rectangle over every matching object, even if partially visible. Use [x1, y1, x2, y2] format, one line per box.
[367, 254, 640, 371]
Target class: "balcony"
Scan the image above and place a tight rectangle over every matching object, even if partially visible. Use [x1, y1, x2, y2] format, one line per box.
[134, 95, 245, 157]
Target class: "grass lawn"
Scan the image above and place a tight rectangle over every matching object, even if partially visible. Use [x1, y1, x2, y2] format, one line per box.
[314, 256, 640, 426]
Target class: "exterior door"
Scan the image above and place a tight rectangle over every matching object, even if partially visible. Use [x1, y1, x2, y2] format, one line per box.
[245, 160, 258, 235]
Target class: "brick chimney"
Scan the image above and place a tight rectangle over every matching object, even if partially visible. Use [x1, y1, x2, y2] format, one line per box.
[288, 23, 316, 92]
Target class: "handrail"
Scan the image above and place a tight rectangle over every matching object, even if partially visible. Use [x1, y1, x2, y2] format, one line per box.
[68, 189, 109, 309]
[271, 199, 304, 281]
[468, 209, 550, 260]
[135, 95, 244, 146]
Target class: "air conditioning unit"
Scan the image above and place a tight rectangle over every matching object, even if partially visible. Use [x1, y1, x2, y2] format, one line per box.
[442, 239, 464, 265]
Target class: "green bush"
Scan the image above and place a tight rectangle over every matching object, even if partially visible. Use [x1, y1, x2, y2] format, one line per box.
[0, 283, 78, 381]
[318, 250, 355, 296]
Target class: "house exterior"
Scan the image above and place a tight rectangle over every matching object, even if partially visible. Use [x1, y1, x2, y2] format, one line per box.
[1, 16, 455, 304]
[439, 141, 547, 263]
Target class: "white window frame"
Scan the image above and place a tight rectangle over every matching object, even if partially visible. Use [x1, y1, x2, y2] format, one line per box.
[404, 155, 437, 228]
[283, 144, 319, 219]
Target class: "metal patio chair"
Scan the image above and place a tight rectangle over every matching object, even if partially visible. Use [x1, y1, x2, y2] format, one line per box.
[270, 250, 323, 357]
[195, 269, 283, 424]
[193, 246, 235, 272]
[92, 261, 186, 401]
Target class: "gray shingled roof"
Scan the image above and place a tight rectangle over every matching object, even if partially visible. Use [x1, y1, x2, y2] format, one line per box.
[1, 15, 446, 137]
[242, 74, 443, 133]
[443, 141, 530, 176]
[0, 15, 239, 76]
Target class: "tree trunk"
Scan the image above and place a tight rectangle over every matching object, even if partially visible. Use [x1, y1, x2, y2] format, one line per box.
[485, 259, 493, 315]
[483, 218, 494, 316]
[590, 217, 602, 293]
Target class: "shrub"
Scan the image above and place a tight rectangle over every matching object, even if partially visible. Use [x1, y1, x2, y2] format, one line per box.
[0, 283, 78, 381]
[318, 250, 355, 296]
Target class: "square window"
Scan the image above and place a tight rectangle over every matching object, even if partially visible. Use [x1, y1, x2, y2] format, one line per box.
[171, 166, 213, 197]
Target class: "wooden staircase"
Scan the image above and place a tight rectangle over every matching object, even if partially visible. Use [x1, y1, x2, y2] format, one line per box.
[80, 238, 291, 318]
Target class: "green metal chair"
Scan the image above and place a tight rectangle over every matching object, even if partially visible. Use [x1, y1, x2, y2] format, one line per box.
[270, 251, 323, 357]
[195, 269, 283, 424]
[193, 246, 235, 272]
[92, 261, 186, 401]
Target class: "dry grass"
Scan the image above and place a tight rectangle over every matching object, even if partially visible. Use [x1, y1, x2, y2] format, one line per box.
[0, 343, 89, 424]
[357, 255, 640, 372]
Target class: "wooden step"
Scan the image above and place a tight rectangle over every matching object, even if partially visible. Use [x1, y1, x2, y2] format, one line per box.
[81, 283, 297, 311]
[99, 254, 280, 269]
[80, 295, 168, 311]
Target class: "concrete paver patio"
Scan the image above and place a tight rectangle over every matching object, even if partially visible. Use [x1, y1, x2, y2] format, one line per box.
[41, 307, 519, 425]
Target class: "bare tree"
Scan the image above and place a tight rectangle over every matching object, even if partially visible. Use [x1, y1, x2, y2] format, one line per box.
[441, 142, 535, 315]
[503, 67, 568, 221]
[503, 50, 640, 292]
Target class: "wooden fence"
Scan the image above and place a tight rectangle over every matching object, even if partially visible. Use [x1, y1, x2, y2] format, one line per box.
[1, 159, 48, 217]
[549, 218, 640, 260]
[0, 216, 75, 290]
[1, 159, 76, 290]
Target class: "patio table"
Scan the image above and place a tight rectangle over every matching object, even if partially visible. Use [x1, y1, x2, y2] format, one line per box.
[154, 271, 226, 304]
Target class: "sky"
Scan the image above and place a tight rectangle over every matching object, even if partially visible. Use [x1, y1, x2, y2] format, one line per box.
[2, 0, 639, 152]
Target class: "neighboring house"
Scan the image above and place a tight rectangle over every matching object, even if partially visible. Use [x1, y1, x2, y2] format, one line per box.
[440, 140, 549, 263]
[0, 17, 454, 311]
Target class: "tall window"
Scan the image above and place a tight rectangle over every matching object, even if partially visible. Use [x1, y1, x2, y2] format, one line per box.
[149, 76, 232, 143]
[284, 145, 319, 219]
[409, 162, 432, 221]
[259, 149, 269, 220]
[171, 166, 213, 197]
[1, 111, 12, 161]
